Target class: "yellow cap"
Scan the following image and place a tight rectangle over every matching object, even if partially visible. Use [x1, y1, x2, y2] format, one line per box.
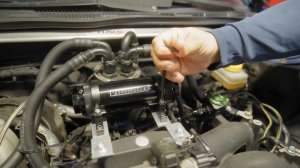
[225, 64, 244, 73]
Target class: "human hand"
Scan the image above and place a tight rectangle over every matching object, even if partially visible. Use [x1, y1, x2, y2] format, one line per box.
[151, 27, 220, 83]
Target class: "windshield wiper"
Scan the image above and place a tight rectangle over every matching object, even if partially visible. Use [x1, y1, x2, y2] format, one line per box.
[0, 0, 172, 12]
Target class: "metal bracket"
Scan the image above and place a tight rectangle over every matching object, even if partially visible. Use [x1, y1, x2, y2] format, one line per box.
[236, 110, 253, 121]
[91, 120, 114, 159]
[165, 122, 191, 146]
[278, 146, 300, 157]
[152, 112, 171, 127]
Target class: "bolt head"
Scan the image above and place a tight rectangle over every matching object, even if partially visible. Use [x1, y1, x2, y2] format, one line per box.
[245, 111, 252, 116]
[253, 119, 263, 126]
[288, 146, 296, 154]
[95, 108, 101, 114]
[97, 143, 106, 153]
[151, 6, 158, 11]
[96, 124, 103, 129]
[78, 89, 84, 94]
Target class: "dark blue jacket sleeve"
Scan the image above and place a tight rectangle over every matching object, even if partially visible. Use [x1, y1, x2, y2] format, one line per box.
[210, 0, 300, 67]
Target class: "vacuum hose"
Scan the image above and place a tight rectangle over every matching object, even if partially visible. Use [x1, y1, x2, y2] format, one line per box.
[120, 31, 138, 52]
[20, 48, 107, 168]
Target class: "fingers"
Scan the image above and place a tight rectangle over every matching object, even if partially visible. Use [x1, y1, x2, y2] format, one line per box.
[151, 49, 177, 72]
[152, 28, 186, 59]
[151, 28, 190, 83]
[152, 49, 184, 83]
[152, 36, 175, 60]
[169, 29, 186, 57]
[165, 71, 185, 83]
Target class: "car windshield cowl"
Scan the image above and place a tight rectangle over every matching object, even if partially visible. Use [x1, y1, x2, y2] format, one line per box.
[0, 0, 247, 12]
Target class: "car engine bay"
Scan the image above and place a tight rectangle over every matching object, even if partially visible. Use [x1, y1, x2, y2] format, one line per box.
[0, 29, 300, 168]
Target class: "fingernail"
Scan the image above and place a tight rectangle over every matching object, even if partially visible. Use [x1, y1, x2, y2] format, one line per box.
[166, 64, 173, 71]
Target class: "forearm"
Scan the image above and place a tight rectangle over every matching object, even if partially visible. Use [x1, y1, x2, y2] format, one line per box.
[210, 0, 300, 67]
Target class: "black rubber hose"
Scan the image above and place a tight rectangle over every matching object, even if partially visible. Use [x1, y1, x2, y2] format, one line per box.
[185, 75, 215, 112]
[33, 39, 112, 132]
[92, 41, 112, 52]
[35, 39, 111, 86]
[176, 84, 184, 118]
[186, 75, 206, 101]
[20, 48, 107, 168]
[0, 67, 39, 78]
[127, 107, 148, 129]
[1, 40, 112, 168]
[34, 39, 111, 131]
[123, 44, 151, 60]
[176, 96, 184, 118]
[120, 31, 138, 52]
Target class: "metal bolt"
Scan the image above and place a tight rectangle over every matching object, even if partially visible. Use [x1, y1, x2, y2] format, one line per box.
[159, 112, 167, 122]
[152, 6, 158, 11]
[75, 95, 80, 101]
[97, 143, 106, 153]
[96, 124, 103, 130]
[245, 110, 252, 116]
[95, 108, 101, 114]
[253, 119, 263, 126]
[78, 89, 84, 94]
[288, 146, 296, 154]
[126, 129, 137, 136]
[132, 129, 136, 135]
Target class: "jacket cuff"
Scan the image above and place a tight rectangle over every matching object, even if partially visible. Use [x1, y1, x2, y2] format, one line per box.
[208, 25, 245, 70]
